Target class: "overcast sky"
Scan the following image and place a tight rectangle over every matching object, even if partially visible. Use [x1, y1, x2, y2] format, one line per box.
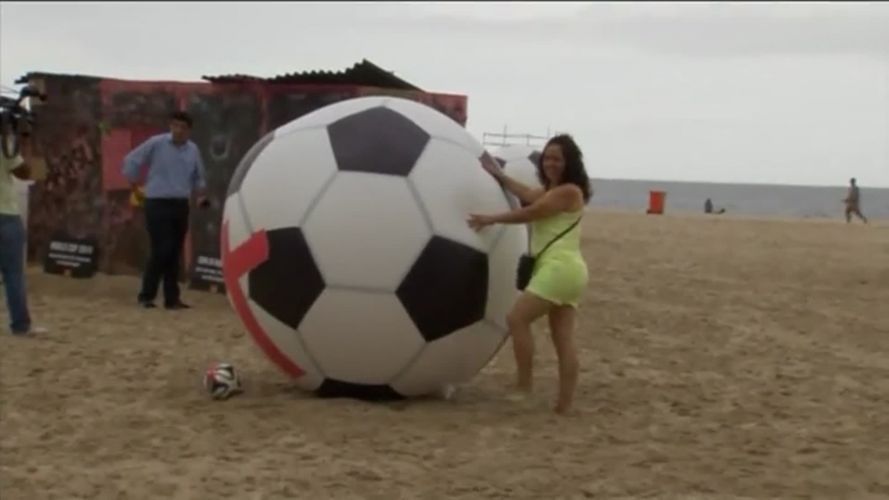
[2, 1, 887, 187]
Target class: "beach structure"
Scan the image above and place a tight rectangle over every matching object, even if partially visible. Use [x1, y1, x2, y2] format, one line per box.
[14, 60, 467, 292]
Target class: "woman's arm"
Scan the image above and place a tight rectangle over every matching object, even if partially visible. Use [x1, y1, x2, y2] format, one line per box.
[468, 185, 582, 230]
[481, 156, 545, 204]
[498, 174, 546, 205]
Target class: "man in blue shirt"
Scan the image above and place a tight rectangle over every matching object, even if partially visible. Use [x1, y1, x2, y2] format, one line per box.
[122, 111, 209, 309]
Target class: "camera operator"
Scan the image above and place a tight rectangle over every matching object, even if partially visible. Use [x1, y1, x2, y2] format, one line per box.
[0, 121, 46, 337]
[1, 84, 45, 161]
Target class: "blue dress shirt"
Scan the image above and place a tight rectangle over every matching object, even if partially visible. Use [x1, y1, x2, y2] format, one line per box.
[122, 133, 207, 199]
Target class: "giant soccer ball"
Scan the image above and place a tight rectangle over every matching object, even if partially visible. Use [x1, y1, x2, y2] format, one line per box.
[220, 96, 527, 400]
[492, 144, 543, 206]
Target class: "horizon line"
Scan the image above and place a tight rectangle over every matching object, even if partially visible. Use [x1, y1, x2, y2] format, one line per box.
[592, 176, 889, 190]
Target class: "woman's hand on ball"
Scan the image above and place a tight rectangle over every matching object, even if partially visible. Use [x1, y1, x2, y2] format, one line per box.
[480, 159, 505, 182]
[467, 213, 494, 231]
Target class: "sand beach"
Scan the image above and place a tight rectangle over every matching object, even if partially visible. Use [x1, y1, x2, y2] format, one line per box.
[2, 210, 887, 499]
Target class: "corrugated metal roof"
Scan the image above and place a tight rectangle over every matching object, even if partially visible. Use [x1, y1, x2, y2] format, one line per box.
[15, 72, 102, 84]
[201, 59, 423, 90]
[16, 60, 422, 90]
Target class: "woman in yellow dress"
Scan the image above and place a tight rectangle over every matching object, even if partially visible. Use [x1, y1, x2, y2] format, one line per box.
[468, 134, 591, 414]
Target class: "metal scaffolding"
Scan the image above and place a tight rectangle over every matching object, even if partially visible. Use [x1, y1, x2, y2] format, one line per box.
[481, 125, 553, 148]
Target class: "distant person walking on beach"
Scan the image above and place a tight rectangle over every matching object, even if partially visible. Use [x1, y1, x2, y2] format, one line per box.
[843, 178, 868, 224]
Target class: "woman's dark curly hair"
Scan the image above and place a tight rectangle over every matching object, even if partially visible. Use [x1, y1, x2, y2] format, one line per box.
[536, 134, 592, 202]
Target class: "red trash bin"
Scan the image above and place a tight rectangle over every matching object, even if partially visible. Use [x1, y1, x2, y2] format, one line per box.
[647, 190, 666, 215]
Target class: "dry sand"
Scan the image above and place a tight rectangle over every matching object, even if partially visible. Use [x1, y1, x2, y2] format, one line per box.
[2, 211, 888, 500]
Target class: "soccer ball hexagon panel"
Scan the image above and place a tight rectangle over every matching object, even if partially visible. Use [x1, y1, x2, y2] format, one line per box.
[301, 172, 431, 291]
[221, 96, 526, 399]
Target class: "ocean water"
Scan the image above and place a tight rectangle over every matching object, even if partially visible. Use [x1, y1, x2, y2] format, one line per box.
[587, 179, 889, 220]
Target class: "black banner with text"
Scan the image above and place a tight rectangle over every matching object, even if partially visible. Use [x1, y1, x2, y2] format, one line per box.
[43, 234, 99, 278]
[189, 253, 226, 294]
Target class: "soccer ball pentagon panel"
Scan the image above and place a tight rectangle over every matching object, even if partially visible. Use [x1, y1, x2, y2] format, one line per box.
[220, 96, 527, 401]
[492, 144, 543, 206]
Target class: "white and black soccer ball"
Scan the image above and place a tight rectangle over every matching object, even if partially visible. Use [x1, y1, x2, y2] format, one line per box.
[492, 144, 543, 206]
[220, 95, 527, 401]
[204, 362, 242, 400]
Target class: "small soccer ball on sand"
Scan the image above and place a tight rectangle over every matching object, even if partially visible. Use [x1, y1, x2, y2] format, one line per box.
[204, 362, 243, 400]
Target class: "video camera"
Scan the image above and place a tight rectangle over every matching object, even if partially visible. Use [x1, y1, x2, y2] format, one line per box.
[0, 84, 47, 159]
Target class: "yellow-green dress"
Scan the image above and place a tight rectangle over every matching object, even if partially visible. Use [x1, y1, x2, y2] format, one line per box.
[526, 210, 588, 307]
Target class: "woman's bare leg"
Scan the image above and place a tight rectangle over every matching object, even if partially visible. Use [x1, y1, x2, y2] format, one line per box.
[505, 292, 553, 392]
[548, 305, 579, 414]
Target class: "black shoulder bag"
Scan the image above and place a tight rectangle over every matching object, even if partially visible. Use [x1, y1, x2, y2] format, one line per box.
[516, 217, 581, 290]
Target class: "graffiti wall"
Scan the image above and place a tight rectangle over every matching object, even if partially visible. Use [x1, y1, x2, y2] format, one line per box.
[22, 74, 469, 293]
[25, 76, 104, 270]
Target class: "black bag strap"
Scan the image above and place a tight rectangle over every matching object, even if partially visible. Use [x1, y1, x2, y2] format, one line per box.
[535, 217, 581, 258]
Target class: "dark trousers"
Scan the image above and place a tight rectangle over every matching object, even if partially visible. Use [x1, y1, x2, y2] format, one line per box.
[138, 198, 190, 305]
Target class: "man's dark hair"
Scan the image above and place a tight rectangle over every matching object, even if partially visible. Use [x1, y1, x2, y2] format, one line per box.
[170, 111, 193, 128]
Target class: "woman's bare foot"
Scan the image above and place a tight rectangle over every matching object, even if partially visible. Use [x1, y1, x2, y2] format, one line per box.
[438, 384, 458, 401]
[554, 398, 573, 415]
[504, 388, 533, 404]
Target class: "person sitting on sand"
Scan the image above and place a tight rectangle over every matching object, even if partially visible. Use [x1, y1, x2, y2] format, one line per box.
[704, 198, 726, 215]
[843, 178, 868, 224]
[467, 134, 591, 415]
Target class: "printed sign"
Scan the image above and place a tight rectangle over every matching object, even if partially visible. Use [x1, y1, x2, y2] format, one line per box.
[189, 253, 226, 294]
[43, 235, 99, 278]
